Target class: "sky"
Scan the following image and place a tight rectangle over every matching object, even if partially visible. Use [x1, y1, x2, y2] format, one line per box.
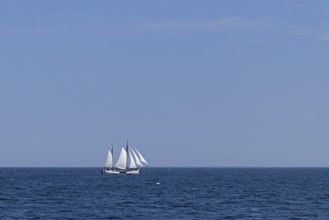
[1, 0, 329, 167]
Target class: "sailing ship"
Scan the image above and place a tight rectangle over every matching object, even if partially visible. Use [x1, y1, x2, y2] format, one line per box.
[103, 141, 149, 174]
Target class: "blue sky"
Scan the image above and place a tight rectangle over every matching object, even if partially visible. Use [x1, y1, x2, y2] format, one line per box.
[1, 0, 329, 167]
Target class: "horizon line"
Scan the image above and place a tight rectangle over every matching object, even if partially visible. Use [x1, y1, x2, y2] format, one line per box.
[2, 166, 329, 168]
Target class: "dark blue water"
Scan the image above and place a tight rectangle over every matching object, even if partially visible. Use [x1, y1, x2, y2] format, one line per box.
[1, 168, 329, 219]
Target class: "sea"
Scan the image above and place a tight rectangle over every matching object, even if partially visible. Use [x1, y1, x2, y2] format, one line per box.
[1, 168, 329, 219]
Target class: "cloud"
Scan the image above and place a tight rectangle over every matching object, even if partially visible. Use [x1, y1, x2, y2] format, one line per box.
[142, 17, 268, 32]
[315, 33, 329, 42]
[2, 13, 329, 44]
[274, 25, 329, 42]
[142, 17, 329, 43]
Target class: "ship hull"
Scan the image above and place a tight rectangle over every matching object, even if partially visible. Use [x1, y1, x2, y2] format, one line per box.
[103, 168, 139, 175]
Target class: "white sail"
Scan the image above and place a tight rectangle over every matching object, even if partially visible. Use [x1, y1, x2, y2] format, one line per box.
[105, 150, 113, 168]
[115, 147, 127, 170]
[134, 147, 149, 166]
[103, 141, 148, 175]
[130, 148, 143, 168]
[128, 149, 137, 169]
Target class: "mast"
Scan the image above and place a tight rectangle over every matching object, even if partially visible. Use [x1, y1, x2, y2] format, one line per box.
[111, 142, 113, 156]
[126, 139, 129, 170]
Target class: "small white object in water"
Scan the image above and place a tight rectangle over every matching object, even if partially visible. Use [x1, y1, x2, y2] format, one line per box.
[156, 182, 160, 185]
